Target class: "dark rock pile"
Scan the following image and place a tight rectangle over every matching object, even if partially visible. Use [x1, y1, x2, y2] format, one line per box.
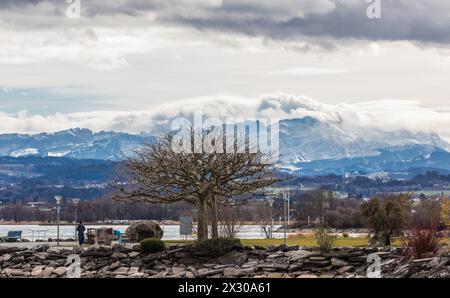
[0, 244, 449, 278]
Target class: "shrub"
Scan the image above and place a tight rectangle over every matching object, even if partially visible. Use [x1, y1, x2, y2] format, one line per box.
[140, 238, 165, 254]
[196, 237, 241, 257]
[315, 228, 337, 253]
[401, 228, 440, 260]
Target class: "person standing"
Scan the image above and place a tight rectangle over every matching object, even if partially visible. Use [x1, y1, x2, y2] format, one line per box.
[76, 221, 86, 245]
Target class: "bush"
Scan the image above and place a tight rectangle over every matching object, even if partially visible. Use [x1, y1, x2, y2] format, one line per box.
[401, 228, 440, 260]
[140, 238, 165, 254]
[196, 237, 241, 257]
[315, 228, 337, 253]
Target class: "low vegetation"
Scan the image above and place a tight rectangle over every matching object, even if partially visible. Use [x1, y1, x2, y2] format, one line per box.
[195, 237, 241, 257]
[140, 238, 165, 254]
[314, 228, 337, 253]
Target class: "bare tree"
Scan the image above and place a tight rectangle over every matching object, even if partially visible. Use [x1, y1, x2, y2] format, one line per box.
[114, 127, 280, 240]
[218, 205, 245, 238]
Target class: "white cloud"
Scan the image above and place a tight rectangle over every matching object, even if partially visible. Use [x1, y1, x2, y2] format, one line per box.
[269, 67, 350, 76]
[0, 94, 449, 143]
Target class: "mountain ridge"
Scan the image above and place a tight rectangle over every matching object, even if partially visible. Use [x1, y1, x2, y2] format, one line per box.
[0, 117, 449, 178]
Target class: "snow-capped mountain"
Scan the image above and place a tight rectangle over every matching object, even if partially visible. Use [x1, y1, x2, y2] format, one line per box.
[0, 118, 449, 177]
[278, 117, 450, 164]
[0, 128, 155, 161]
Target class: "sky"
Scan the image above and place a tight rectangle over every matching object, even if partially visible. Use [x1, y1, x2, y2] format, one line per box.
[0, 0, 450, 140]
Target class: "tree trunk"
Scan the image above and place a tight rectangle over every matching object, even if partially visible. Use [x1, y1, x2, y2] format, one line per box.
[210, 196, 219, 238]
[197, 199, 209, 241]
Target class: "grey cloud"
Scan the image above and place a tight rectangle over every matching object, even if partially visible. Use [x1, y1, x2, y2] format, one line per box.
[2, 1, 450, 45]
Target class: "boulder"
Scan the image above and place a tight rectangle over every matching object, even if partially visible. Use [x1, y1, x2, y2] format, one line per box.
[125, 221, 163, 242]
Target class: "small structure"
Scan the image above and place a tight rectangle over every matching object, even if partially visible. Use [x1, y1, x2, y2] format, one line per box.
[86, 228, 114, 245]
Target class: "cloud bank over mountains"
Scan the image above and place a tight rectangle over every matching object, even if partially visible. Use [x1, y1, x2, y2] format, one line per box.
[2, 0, 450, 71]
[0, 94, 449, 143]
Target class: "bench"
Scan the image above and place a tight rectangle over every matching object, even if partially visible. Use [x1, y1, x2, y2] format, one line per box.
[1, 231, 22, 242]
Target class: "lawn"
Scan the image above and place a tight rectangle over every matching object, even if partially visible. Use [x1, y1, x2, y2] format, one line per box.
[165, 236, 370, 247]
[165, 236, 450, 248]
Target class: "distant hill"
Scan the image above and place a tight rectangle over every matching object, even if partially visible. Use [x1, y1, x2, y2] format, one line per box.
[286, 144, 450, 178]
[0, 156, 118, 183]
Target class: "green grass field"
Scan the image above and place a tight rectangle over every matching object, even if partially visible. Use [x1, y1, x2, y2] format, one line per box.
[165, 236, 450, 248]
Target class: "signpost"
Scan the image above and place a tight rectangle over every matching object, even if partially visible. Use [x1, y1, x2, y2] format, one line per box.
[179, 216, 193, 239]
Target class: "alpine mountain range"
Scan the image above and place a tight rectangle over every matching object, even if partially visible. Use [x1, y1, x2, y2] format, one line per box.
[0, 116, 449, 178]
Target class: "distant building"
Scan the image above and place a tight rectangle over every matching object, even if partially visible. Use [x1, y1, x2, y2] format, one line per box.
[26, 202, 46, 208]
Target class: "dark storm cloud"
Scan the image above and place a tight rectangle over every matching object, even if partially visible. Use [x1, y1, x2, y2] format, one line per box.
[2, 0, 450, 45]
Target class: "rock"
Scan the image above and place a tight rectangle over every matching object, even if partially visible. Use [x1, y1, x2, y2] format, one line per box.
[128, 252, 141, 259]
[217, 252, 247, 265]
[286, 250, 313, 262]
[349, 255, 369, 263]
[127, 267, 140, 276]
[41, 267, 55, 278]
[197, 268, 224, 277]
[112, 244, 132, 254]
[11, 256, 25, 263]
[320, 273, 336, 278]
[5, 268, 25, 276]
[31, 268, 43, 277]
[268, 244, 288, 252]
[286, 245, 300, 252]
[0, 247, 27, 254]
[304, 259, 331, 267]
[267, 251, 285, 259]
[34, 252, 50, 260]
[331, 258, 349, 267]
[54, 267, 67, 277]
[257, 263, 289, 271]
[108, 261, 123, 271]
[111, 253, 128, 259]
[336, 266, 354, 275]
[125, 221, 163, 242]
[179, 257, 197, 265]
[242, 261, 259, 268]
[0, 254, 12, 262]
[113, 267, 130, 276]
[30, 244, 50, 252]
[297, 274, 318, 278]
[288, 264, 304, 272]
[223, 267, 254, 277]
[268, 273, 283, 278]
[81, 246, 113, 257]
[169, 267, 186, 277]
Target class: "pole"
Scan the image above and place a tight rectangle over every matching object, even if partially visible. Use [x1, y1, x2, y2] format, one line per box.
[72, 198, 80, 242]
[269, 204, 273, 239]
[283, 193, 287, 245]
[55, 196, 62, 247]
[74, 206, 77, 240]
[57, 206, 60, 246]
[287, 189, 290, 226]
